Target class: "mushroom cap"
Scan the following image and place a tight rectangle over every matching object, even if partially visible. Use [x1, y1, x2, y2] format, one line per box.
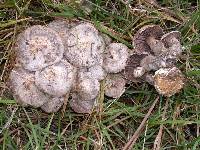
[103, 43, 129, 73]
[161, 31, 181, 48]
[9, 67, 49, 107]
[41, 96, 65, 113]
[47, 20, 78, 47]
[76, 72, 100, 100]
[161, 31, 182, 58]
[79, 65, 107, 81]
[65, 22, 105, 67]
[122, 53, 147, 82]
[153, 67, 184, 97]
[70, 94, 95, 114]
[35, 60, 76, 97]
[140, 55, 159, 71]
[105, 74, 126, 98]
[133, 25, 164, 54]
[15, 25, 64, 71]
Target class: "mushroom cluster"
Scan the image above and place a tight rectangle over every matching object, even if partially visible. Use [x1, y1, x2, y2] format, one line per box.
[9, 21, 184, 114]
[9, 20, 130, 113]
[122, 25, 184, 96]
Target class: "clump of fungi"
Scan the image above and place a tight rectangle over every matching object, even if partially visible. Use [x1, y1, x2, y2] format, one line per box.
[9, 21, 184, 114]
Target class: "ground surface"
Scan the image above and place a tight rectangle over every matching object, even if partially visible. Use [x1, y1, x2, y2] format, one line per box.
[0, 0, 200, 149]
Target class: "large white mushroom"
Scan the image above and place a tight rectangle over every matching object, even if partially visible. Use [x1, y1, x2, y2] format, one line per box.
[9, 67, 49, 107]
[15, 25, 64, 71]
[65, 22, 105, 67]
[35, 60, 76, 97]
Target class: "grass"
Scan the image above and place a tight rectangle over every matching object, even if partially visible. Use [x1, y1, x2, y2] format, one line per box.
[0, 0, 200, 149]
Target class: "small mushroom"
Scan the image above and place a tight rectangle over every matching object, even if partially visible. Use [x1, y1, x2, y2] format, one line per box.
[75, 71, 100, 100]
[35, 60, 76, 97]
[79, 65, 107, 81]
[69, 94, 95, 114]
[41, 96, 66, 113]
[122, 53, 147, 82]
[153, 67, 184, 97]
[161, 31, 182, 58]
[15, 25, 64, 71]
[105, 74, 126, 98]
[133, 25, 164, 55]
[103, 43, 129, 73]
[9, 67, 49, 107]
[65, 23, 105, 67]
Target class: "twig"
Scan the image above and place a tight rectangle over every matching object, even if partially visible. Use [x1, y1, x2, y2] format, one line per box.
[61, 93, 70, 118]
[0, 106, 18, 134]
[153, 97, 169, 150]
[97, 79, 105, 118]
[122, 96, 160, 150]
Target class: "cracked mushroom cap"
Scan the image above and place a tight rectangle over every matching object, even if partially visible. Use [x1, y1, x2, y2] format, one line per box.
[75, 72, 100, 100]
[9, 67, 49, 107]
[133, 25, 164, 55]
[154, 67, 184, 97]
[35, 60, 76, 97]
[103, 43, 129, 73]
[15, 25, 64, 71]
[69, 94, 95, 114]
[105, 74, 126, 98]
[161, 31, 182, 58]
[41, 96, 66, 113]
[65, 22, 105, 67]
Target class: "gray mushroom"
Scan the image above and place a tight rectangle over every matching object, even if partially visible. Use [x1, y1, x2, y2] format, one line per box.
[69, 94, 95, 114]
[15, 25, 64, 71]
[75, 71, 100, 100]
[133, 25, 164, 55]
[103, 43, 129, 73]
[153, 67, 184, 97]
[41, 96, 66, 113]
[123, 26, 182, 81]
[35, 60, 76, 97]
[65, 22, 105, 67]
[9, 67, 49, 107]
[105, 74, 126, 98]
[122, 53, 147, 82]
